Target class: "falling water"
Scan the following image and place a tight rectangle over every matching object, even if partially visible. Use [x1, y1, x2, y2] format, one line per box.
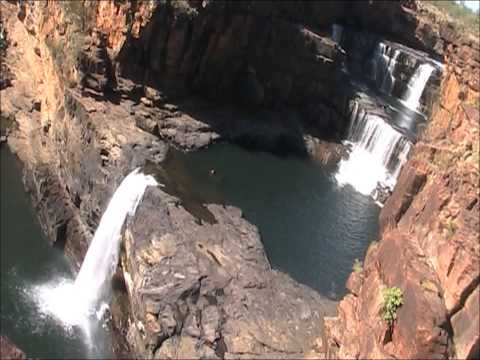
[74, 168, 158, 315]
[335, 102, 412, 197]
[37, 168, 157, 329]
[401, 63, 435, 110]
[335, 41, 436, 200]
[373, 43, 401, 95]
[332, 24, 343, 44]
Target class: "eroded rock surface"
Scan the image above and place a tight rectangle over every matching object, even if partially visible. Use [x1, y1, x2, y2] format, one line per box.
[326, 18, 480, 359]
[1, 1, 479, 359]
[1, 2, 338, 358]
[122, 189, 336, 359]
[0, 336, 26, 360]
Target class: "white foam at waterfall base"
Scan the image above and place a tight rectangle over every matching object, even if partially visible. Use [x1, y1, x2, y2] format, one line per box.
[336, 143, 395, 196]
[335, 110, 412, 198]
[35, 168, 157, 343]
[74, 169, 157, 311]
[401, 63, 435, 111]
[336, 54, 435, 200]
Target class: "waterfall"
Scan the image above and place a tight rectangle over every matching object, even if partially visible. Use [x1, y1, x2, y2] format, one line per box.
[332, 24, 343, 44]
[37, 168, 157, 329]
[74, 168, 158, 313]
[401, 63, 435, 110]
[335, 103, 412, 197]
[331, 25, 439, 202]
[373, 42, 400, 95]
[335, 58, 434, 199]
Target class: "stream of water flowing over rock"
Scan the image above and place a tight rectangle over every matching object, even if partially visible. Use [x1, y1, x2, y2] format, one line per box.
[401, 63, 436, 110]
[1, 151, 157, 358]
[73, 169, 157, 317]
[39, 169, 157, 332]
[335, 104, 412, 196]
[332, 24, 441, 201]
[1, 147, 109, 358]
[374, 43, 401, 95]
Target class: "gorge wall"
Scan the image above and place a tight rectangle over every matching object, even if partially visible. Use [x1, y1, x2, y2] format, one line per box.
[0, 0, 479, 359]
[0, 336, 26, 360]
[326, 21, 480, 360]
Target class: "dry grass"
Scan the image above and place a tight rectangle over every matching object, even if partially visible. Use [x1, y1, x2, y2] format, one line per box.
[429, 0, 480, 35]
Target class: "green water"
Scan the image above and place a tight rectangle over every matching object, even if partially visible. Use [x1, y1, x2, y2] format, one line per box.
[157, 143, 380, 300]
[0, 146, 111, 359]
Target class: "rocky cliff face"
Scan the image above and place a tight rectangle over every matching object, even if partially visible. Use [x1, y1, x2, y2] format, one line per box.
[325, 22, 479, 360]
[0, 336, 26, 360]
[0, 1, 478, 359]
[1, 2, 340, 357]
[121, 190, 336, 359]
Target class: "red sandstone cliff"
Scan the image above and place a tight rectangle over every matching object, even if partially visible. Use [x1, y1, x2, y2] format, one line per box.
[326, 22, 479, 360]
[1, 1, 479, 359]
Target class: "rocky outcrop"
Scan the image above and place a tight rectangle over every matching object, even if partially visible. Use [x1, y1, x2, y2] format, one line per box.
[0, 26, 14, 90]
[122, 188, 336, 359]
[1, 1, 479, 359]
[92, 0, 460, 140]
[1, 2, 337, 359]
[0, 336, 26, 360]
[78, 30, 116, 94]
[326, 17, 480, 360]
[94, 0, 351, 141]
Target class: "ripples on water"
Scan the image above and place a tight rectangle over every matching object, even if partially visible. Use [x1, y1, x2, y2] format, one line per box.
[157, 143, 380, 300]
[1, 140, 380, 358]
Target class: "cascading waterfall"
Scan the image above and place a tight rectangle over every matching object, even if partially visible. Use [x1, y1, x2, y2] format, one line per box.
[373, 43, 400, 95]
[335, 62, 433, 198]
[335, 103, 412, 196]
[333, 24, 438, 201]
[74, 168, 158, 314]
[332, 24, 343, 44]
[37, 168, 157, 330]
[401, 63, 435, 110]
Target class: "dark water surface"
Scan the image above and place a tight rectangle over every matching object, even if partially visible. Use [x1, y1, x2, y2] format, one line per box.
[158, 143, 380, 300]
[0, 146, 111, 359]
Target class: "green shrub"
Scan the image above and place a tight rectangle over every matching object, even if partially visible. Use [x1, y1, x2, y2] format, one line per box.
[352, 258, 362, 273]
[380, 286, 403, 325]
[444, 218, 458, 238]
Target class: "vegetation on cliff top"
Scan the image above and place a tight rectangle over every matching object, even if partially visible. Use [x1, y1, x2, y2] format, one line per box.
[431, 0, 480, 33]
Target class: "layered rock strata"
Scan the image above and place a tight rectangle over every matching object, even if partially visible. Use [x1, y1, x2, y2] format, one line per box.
[325, 19, 479, 360]
[1, 1, 338, 358]
[0, 1, 478, 359]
